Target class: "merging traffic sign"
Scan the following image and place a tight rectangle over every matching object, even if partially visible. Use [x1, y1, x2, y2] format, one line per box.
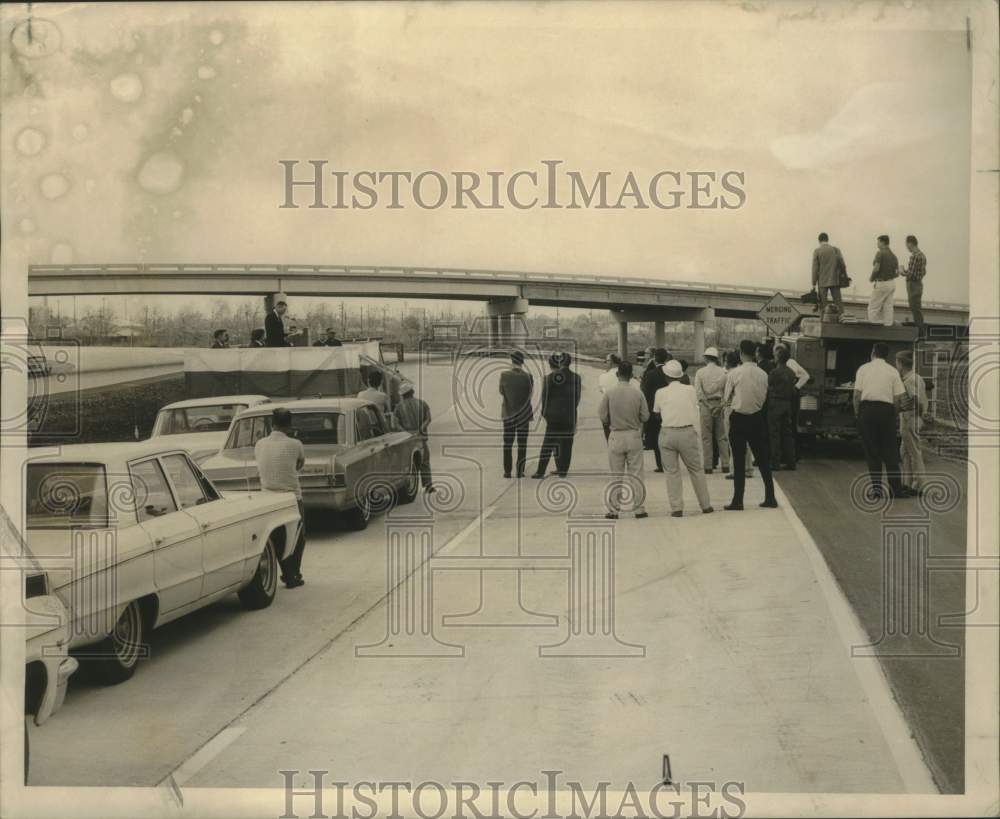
[757, 292, 800, 336]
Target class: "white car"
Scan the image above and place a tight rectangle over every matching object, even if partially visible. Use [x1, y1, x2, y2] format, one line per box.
[149, 395, 270, 463]
[25, 440, 300, 684]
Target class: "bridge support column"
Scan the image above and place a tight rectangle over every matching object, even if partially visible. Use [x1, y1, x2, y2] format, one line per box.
[654, 320, 666, 349]
[616, 321, 628, 360]
[693, 319, 705, 361]
[486, 297, 529, 348]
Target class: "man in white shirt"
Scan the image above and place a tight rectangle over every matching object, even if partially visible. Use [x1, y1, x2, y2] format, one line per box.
[694, 346, 729, 474]
[254, 408, 307, 588]
[722, 340, 777, 510]
[852, 342, 915, 499]
[599, 361, 650, 519]
[774, 341, 809, 464]
[598, 353, 622, 441]
[653, 360, 713, 517]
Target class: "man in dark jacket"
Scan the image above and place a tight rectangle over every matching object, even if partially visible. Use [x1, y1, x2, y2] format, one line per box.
[248, 328, 266, 348]
[313, 327, 343, 347]
[812, 232, 846, 320]
[499, 351, 534, 478]
[532, 352, 582, 478]
[265, 300, 291, 347]
[767, 347, 798, 470]
[640, 348, 670, 472]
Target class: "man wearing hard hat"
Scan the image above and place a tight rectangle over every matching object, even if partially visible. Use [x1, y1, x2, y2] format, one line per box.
[694, 346, 729, 474]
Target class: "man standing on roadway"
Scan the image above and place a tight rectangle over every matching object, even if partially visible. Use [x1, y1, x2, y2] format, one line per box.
[868, 235, 900, 326]
[895, 350, 929, 494]
[723, 340, 778, 511]
[641, 348, 670, 473]
[695, 346, 729, 475]
[598, 353, 622, 441]
[598, 360, 649, 520]
[499, 350, 534, 479]
[767, 347, 798, 471]
[654, 360, 714, 517]
[394, 382, 434, 495]
[532, 352, 582, 479]
[852, 342, 916, 500]
[812, 232, 847, 320]
[255, 408, 306, 589]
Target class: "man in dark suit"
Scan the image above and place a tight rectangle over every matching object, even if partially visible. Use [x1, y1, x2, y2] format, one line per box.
[640, 348, 670, 472]
[210, 329, 230, 349]
[499, 350, 534, 478]
[313, 327, 343, 347]
[248, 328, 266, 348]
[532, 352, 582, 479]
[265, 300, 291, 347]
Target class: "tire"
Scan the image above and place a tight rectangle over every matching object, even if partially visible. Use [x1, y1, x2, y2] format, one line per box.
[238, 536, 279, 610]
[397, 458, 419, 505]
[88, 599, 145, 685]
[345, 492, 372, 531]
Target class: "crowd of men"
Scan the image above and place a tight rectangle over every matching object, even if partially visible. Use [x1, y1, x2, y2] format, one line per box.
[810, 232, 928, 333]
[210, 300, 346, 348]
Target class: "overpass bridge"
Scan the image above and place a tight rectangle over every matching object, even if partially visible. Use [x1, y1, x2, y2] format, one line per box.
[27, 263, 969, 359]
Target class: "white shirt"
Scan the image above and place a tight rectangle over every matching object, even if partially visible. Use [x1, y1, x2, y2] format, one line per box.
[724, 362, 769, 414]
[854, 358, 905, 404]
[694, 361, 727, 404]
[786, 357, 809, 390]
[254, 430, 305, 500]
[652, 382, 700, 428]
[599, 368, 639, 395]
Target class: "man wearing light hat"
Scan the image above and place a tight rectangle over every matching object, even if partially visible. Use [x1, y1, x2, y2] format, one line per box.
[393, 381, 434, 494]
[694, 346, 729, 474]
[652, 360, 714, 517]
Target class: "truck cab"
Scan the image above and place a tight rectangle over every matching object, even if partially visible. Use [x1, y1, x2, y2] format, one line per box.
[780, 317, 923, 440]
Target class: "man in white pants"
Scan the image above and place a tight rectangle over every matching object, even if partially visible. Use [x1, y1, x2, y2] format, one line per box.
[598, 361, 649, 520]
[868, 234, 900, 326]
[653, 360, 714, 517]
[695, 346, 729, 474]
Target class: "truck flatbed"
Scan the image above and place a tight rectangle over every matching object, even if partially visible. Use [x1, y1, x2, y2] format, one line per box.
[790, 316, 919, 342]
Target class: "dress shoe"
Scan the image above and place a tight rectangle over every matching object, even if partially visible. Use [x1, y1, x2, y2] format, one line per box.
[516, 472, 525, 479]
[635, 512, 649, 519]
[759, 499, 779, 509]
[702, 506, 714, 514]
[724, 502, 744, 511]
[725, 473, 735, 481]
[671, 511, 683, 518]
[503, 472, 512, 479]
[654, 467, 664, 473]
[605, 512, 619, 520]
[285, 576, 305, 589]
[531, 473, 546, 479]
[704, 468, 714, 474]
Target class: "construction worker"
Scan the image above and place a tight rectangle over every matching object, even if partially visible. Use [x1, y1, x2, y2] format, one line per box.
[695, 346, 729, 475]
[868, 235, 899, 326]
[653, 360, 714, 517]
[599, 361, 649, 519]
[896, 350, 929, 493]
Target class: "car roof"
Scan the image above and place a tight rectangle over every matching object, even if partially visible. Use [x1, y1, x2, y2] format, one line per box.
[158, 395, 270, 411]
[28, 438, 195, 464]
[237, 397, 372, 416]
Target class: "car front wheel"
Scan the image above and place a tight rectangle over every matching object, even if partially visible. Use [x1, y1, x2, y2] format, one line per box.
[87, 599, 145, 685]
[238, 536, 278, 610]
[345, 492, 372, 530]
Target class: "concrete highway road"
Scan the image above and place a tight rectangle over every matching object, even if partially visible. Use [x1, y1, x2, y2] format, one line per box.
[28, 354, 953, 796]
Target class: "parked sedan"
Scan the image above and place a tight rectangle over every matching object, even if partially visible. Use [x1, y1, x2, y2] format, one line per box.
[149, 394, 270, 463]
[200, 398, 423, 530]
[25, 440, 301, 684]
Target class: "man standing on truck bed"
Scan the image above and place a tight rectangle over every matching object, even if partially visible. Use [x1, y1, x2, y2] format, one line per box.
[868, 235, 899, 326]
[812, 232, 846, 320]
[852, 342, 917, 500]
[902, 235, 927, 335]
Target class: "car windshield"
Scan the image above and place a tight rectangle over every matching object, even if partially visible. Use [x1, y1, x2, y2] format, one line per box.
[225, 412, 345, 448]
[155, 404, 248, 435]
[26, 463, 110, 529]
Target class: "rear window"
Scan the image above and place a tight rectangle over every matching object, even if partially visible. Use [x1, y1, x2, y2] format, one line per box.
[26, 463, 109, 529]
[225, 412, 344, 448]
[155, 404, 248, 435]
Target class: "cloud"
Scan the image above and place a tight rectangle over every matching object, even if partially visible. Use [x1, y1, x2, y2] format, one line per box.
[770, 81, 958, 169]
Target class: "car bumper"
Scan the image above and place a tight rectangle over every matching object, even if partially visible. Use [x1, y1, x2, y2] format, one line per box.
[302, 487, 352, 511]
[34, 655, 79, 726]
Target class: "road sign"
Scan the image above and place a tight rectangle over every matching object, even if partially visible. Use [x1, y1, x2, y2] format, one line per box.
[757, 292, 800, 336]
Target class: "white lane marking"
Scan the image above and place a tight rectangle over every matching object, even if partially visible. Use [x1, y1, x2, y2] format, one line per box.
[773, 480, 938, 793]
[157, 725, 246, 789]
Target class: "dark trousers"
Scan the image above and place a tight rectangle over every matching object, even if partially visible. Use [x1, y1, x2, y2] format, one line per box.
[280, 500, 307, 580]
[818, 285, 843, 312]
[907, 279, 925, 332]
[503, 417, 530, 476]
[536, 421, 575, 476]
[729, 410, 776, 505]
[767, 399, 796, 467]
[644, 417, 663, 469]
[602, 421, 611, 442]
[858, 401, 903, 495]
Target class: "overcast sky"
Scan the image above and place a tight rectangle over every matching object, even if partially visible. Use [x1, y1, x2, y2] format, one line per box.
[4, 2, 972, 312]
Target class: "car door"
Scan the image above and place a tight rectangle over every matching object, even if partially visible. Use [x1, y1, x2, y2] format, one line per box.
[160, 453, 248, 598]
[129, 457, 204, 614]
[346, 406, 388, 497]
[377, 406, 415, 482]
